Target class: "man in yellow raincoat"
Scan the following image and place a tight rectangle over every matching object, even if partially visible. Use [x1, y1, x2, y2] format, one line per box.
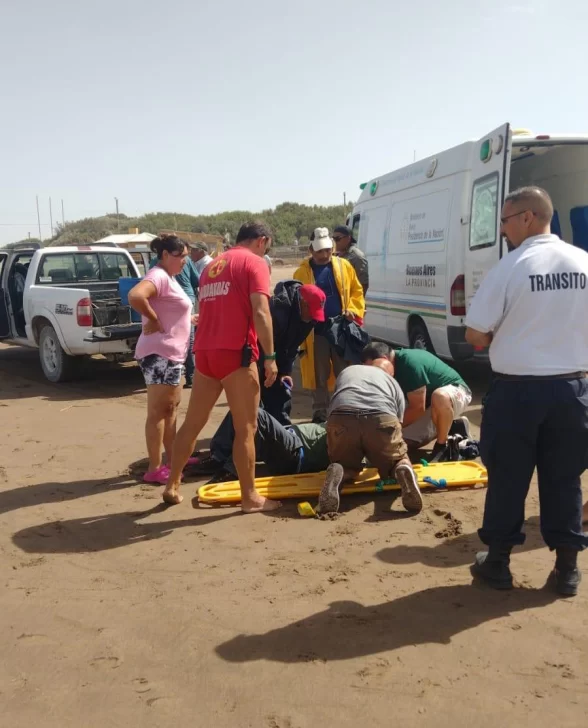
[294, 227, 366, 422]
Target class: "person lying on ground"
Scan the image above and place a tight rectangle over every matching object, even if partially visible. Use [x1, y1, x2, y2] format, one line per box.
[192, 408, 329, 483]
[361, 342, 472, 460]
[259, 281, 326, 425]
[318, 358, 423, 515]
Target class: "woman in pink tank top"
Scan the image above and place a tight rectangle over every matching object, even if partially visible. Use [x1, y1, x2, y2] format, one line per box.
[129, 235, 198, 484]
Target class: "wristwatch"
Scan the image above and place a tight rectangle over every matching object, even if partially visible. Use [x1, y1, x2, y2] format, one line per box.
[264, 353, 277, 361]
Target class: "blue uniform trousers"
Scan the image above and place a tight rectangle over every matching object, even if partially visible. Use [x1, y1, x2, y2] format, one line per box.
[479, 375, 588, 551]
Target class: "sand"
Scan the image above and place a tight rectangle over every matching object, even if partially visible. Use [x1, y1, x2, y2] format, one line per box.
[1, 267, 587, 727]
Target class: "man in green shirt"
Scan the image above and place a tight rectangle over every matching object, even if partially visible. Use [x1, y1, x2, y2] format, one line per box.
[192, 408, 328, 482]
[362, 343, 472, 459]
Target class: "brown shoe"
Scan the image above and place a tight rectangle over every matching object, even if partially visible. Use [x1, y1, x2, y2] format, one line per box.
[395, 464, 423, 513]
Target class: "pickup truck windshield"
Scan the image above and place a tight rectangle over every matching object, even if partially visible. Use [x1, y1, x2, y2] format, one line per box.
[36, 252, 134, 284]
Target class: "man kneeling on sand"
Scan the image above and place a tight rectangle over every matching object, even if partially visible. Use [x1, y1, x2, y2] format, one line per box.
[318, 359, 423, 515]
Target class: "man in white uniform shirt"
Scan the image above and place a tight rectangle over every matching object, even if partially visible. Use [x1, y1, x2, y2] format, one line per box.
[465, 186, 588, 597]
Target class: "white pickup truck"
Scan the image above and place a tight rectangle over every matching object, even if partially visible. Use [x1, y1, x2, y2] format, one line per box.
[0, 243, 143, 382]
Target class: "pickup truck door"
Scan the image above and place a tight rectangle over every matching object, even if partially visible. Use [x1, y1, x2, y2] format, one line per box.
[0, 252, 10, 338]
[464, 123, 512, 307]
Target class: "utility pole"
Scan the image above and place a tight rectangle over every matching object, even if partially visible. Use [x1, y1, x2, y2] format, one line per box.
[36, 195, 42, 242]
[61, 199, 65, 226]
[343, 192, 347, 209]
[413, 150, 417, 162]
[114, 197, 120, 231]
[49, 197, 54, 238]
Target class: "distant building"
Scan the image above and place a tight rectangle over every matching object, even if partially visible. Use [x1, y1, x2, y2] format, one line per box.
[94, 232, 157, 245]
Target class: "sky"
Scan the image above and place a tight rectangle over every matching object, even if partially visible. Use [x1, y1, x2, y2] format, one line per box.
[1, 0, 586, 245]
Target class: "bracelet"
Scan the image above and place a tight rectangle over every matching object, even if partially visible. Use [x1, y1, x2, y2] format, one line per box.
[264, 353, 277, 361]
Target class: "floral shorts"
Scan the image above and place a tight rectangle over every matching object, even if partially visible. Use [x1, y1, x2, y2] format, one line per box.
[138, 354, 184, 387]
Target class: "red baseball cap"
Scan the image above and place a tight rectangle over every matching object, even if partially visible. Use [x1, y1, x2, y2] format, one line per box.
[299, 284, 326, 322]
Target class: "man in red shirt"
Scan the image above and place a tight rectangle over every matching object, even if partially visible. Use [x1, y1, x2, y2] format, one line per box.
[164, 222, 281, 513]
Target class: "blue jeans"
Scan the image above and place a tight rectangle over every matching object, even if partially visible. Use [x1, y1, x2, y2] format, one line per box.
[185, 324, 195, 384]
[258, 371, 293, 425]
[210, 409, 303, 476]
[479, 376, 588, 551]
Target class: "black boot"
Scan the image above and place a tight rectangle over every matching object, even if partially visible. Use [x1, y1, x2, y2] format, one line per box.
[429, 441, 448, 463]
[551, 547, 581, 597]
[471, 544, 513, 590]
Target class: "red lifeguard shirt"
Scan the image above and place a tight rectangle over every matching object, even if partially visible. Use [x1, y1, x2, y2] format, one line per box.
[194, 246, 271, 360]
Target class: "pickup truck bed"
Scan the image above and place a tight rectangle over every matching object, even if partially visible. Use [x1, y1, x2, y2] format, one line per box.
[0, 244, 145, 382]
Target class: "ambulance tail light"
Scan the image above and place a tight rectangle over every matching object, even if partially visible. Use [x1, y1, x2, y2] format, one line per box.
[450, 275, 466, 316]
[77, 297, 93, 327]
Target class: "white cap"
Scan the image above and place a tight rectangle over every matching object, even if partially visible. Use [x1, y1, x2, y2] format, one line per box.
[310, 227, 333, 252]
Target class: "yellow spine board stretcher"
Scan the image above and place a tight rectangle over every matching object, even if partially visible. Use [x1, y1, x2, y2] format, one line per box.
[197, 461, 487, 504]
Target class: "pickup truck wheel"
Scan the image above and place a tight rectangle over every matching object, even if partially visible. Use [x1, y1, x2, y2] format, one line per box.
[39, 325, 78, 383]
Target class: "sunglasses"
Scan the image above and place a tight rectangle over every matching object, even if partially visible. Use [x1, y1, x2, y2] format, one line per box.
[500, 209, 534, 224]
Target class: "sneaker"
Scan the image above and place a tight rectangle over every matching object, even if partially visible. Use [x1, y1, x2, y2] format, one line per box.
[395, 464, 423, 513]
[143, 465, 171, 485]
[189, 455, 223, 475]
[318, 463, 344, 514]
[470, 550, 513, 590]
[205, 469, 236, 485]
[449, 416, 471, 440]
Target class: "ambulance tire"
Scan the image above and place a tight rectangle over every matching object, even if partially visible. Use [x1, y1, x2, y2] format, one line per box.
[409, 320, 436, 355]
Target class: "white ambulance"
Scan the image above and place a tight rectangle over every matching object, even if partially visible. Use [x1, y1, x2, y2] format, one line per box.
[350, 124, 588, 360]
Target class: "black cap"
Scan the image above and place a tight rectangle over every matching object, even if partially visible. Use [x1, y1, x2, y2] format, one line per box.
[189, 241, 209, 253]
[334, 225, 354, 240]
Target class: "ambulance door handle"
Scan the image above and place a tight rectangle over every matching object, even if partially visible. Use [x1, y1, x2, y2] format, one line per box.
[460, 215, 470, 225]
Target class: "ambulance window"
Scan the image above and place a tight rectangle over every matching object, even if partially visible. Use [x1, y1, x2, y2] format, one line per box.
[351, 214, 361, 243]
[470, 173, 499, 250]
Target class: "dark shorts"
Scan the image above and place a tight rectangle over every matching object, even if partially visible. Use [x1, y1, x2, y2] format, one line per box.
[138, 354, 184, 387]
[327, 411, 408, 479]
[195, 349, 247, 380]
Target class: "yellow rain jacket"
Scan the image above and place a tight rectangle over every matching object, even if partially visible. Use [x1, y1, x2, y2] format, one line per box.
[293, 255, 366, 391]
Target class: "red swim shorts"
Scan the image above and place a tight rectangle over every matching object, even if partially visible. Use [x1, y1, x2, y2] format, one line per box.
[195, 349, 248, 380]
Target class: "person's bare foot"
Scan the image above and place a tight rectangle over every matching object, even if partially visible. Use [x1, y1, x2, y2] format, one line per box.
[582, 502, 588, 525]
[162, 487, 183, 505]
[241, 493, 281, 513]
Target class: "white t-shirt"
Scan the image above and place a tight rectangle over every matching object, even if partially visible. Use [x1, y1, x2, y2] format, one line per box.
[194, 254, 213, 276]
[465, 234, 588, 375]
